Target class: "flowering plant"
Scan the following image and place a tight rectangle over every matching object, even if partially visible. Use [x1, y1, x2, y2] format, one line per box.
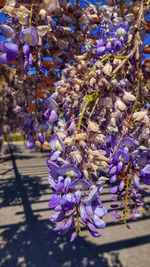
[0, 0, 150, 241]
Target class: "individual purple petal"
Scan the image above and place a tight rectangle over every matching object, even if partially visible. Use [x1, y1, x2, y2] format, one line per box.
[109, 165, 117, 175]
[7, 51, 17, 60]
[109, 186, 118, 194]
[79, 204, 87, 223]
[38, 59, 42, 68]
[55, 176, 64, 192]
[61, 193, 75, 209]
[23, 44, 30, 56]
[136, 201, 144, 207]
[124, 147, 129, 154]
[119, 180, 125, 191]
[53, 222, 64, 232]
[49, 134, 64, 151]
[107, 41, 112, 49]
[70, 231, 78, 242]
[60, 164, 81, 178]
[74, 190, 82, 204]
[131, 209, 140, 214]
[117, 161, 123, 172]
[66, 193, 76, 203]
[131, 188, 138, 197]
[54, 204, 62, 212]
[44, 108, 50, 119]
[38, 132, 44, 144]
[49, 98, 58, 111]
[141, 164, 150, 185]
[26, 135, 35, 149]
[137, 150, 149, 167]
[134, 174, 141, 189]
[19, 26, 39, 46]
[49, 110, 58, 123]
[0, 24, 14, 38]
[87, 222, 98, 233]
[48, 195, 61, 209]
[69, 179, 90, 190]
[24, 59, 29, 73]
[49, 151, 61, 161]
[60, 195, 66, 206]
[96, 46, 105, 54]
[29, 53, 33, 65]
[92, 215, 106, 228]
[110, 175, 117, 183]
[89, 231, 101, 238]
[115, 26, 127, 37]
[120, 203, 124, 208]
[85, 205, 94, 218]
[96, 39, 104, 47]
[0, 53, 8, 64]
[114, 40, 122, 52]
[86, 186, 98, 203]
[49, 211, 64, 223]
[142, 176, 150, 186]
[94, 207, 107, 218]
[64, 177, 72, 192]
[122, 137, 136, 147]
[48, 176, 56, 189]
[54, 217, 74, 233]
[3, 42, 18, 54]
[112, 196, 118, 201]
[88, 223, 101, 237]
[47, 160, 59, 180]
[113, 150, 129, 164]
[62, 217, 74, 232]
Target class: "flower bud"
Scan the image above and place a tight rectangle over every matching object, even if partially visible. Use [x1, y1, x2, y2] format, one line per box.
[39, 9, 47, 20]
[123, 91, 136, 102]
[38, 132, 44, 144]
[133, 111, 147, 122]
[116, 99, 127, 111]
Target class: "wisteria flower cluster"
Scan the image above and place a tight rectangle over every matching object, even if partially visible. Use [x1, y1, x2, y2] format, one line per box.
[0, 0, 150, 241]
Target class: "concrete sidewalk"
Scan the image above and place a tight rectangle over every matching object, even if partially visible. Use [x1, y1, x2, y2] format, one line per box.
[0, 143, 150, 267]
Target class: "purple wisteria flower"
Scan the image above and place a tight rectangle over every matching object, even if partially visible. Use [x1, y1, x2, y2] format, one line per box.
[44, 98, 58, 123]
[108, 135, 150, 222]
[0, 40, 18, 63]
[96, 22, 128, 56]
[26, 134, 35, 149]
[23, 44, 33, 73]
[19, 27, 39, 46]
[47, 135, 107, 240]
[141, 164, 150, 185]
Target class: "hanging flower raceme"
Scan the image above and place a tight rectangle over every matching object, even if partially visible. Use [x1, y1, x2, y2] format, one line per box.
[25, 94, 59, 148]
[47, 134, 107, 240]
[108, 136, 150, 223]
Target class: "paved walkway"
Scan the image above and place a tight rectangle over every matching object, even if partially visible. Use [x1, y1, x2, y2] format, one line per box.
[0, 143, 150, 267]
